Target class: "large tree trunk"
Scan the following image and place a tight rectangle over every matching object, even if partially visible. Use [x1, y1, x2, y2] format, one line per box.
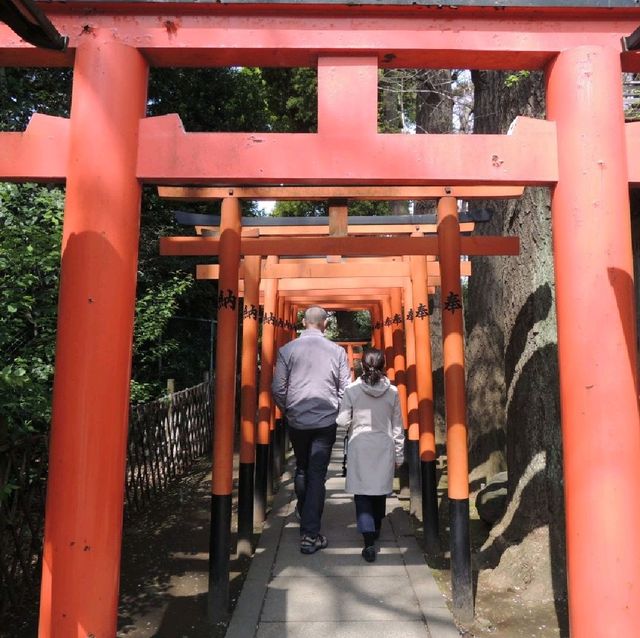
[467, 70, 567, 618]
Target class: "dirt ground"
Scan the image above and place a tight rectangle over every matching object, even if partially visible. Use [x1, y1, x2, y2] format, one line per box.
[117, 458, 248, 638]
[412, 462, 568, 638]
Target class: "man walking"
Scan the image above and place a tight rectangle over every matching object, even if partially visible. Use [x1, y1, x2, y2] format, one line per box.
[272, 306, 351, 554]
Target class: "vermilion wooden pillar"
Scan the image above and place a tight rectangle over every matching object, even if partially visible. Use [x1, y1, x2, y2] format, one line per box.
[547, 46, 640, 637]
[391, 288, 410, 496]
[372, 305, 383, 349]
[278, 300, 293, 471]
[255, 259, 278, 523]
[437, 197, 473, 621]
[38, 40, 148, 638]
[391, 288, 409, 429]
[382, 296, 395, 381]
[238, 255, 261, 557]
[410, 254, 440, 554]
[403, 276, 422, 519]
[269, 293, 284, 494]
[209, 197, 242, 621]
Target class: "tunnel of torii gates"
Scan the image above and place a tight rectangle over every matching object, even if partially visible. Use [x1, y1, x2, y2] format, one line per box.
[2, 1, 640, 636]
[159, 185, 512, 617]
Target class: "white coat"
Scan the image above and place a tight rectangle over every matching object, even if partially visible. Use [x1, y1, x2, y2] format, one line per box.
[336, 376, 405, 495]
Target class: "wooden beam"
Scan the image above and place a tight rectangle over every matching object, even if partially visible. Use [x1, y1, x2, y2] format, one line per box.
[195, 260, 471, 279]
[140, 115, 556, 185]
[160, 235, 519, 257]
[329, 204, 348, 237]
[160, 185, 526, 201]
[2, 10, 639, 71]
[196, 222, 476, 236]
[239, 278, 446, 293]
[0, 114, 69, 182]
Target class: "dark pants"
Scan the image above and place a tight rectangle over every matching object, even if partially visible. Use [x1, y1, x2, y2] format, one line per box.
[288, 424, 337, 537]
[354, 494, 387, 534]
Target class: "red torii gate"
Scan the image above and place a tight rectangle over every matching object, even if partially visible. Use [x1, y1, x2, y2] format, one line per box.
[2, 2, 640, 637]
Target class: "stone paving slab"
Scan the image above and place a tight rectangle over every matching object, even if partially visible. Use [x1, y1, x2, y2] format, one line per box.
[261, 574, 424, 622]
[255, 621, 431, 638]
[225, 437, 461, 638]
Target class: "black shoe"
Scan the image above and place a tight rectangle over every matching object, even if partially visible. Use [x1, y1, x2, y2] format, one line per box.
[300, 534, 328, 554]
[362, 546, 376, 562]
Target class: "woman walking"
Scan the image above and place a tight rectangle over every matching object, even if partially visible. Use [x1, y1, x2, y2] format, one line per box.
[336, 348, 404, 562]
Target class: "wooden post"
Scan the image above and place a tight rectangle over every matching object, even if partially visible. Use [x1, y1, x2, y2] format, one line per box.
[403, 274, 422, 519]
[547, 45, 640, 637]
[382, 296, 395, 381]
[372, 304, 383, 349]
[255, 258, 278, 523]
[391, 288, 410, 498]
[410, 252, 440, 554]
[38, 40, 148, 638]
[347, 343, 355, 380]
[271, 294, 285, 490]
[437, 197, 472, 622]
[208, 197, 242, 621]
[238, 255, 261, 556]
[391, 288, 408, 429]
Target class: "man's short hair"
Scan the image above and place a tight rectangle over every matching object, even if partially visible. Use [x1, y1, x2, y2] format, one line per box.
[304, 306, 328, 327]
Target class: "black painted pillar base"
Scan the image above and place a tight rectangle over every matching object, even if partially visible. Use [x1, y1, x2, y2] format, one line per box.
[255, 443, 269, 523]
[237, 462, 254, 556]
[273, 419, 283, 484]
[279, 417, 287, 470]
[421, 459, 440, 555]
[407, 439, 422, 519]
[397, 436, 410, 499]
[266, 439, 274, 503]
[208, 493, 232, 623]
[450, 497, 474, 623]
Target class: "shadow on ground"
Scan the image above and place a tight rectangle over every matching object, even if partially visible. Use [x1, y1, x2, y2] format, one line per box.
[117, 458, 252, 638]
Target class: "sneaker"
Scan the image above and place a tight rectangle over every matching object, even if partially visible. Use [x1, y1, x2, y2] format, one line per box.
[362, 546, 376, 562]
[300, 534, 328, 554]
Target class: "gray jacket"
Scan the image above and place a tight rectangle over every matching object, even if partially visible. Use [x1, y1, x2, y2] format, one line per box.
[336, 377, 405, 495]
[271, 328, 351, 430]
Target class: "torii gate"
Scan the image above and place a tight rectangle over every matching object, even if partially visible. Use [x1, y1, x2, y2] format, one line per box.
[2, 2, 640, 636]
[161, 188, 518, 614]
[160, 188, 522, 620]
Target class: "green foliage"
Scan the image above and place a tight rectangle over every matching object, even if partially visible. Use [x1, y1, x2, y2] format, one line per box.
[272, 200, 326, 217]
[0, 62, 395, 433]
[0, 183, 64, 435]
[332, 310, 372, 341]
[272, 199, 391, 218]
[260, 68, 318, 132]
[130, 275, 194, 402]
[148, 67, 273, 133]
[0, 68, 71, 131]
[504, 71, 531, 88]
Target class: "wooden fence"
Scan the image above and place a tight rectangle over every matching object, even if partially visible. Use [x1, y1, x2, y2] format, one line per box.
[0, 433, 47, 617]
[0, 380, 213, 619]
[125, 380, 213, 511]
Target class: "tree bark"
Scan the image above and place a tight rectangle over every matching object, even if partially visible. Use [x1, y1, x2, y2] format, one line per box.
[467, 70, 567, 613]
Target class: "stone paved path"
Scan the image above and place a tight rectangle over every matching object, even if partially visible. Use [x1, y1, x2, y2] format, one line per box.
[226, 430, 461, 638]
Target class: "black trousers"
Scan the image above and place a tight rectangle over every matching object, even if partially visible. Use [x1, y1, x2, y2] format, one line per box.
[354, 494, 387, 534]
[288, 424, 337, 537]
